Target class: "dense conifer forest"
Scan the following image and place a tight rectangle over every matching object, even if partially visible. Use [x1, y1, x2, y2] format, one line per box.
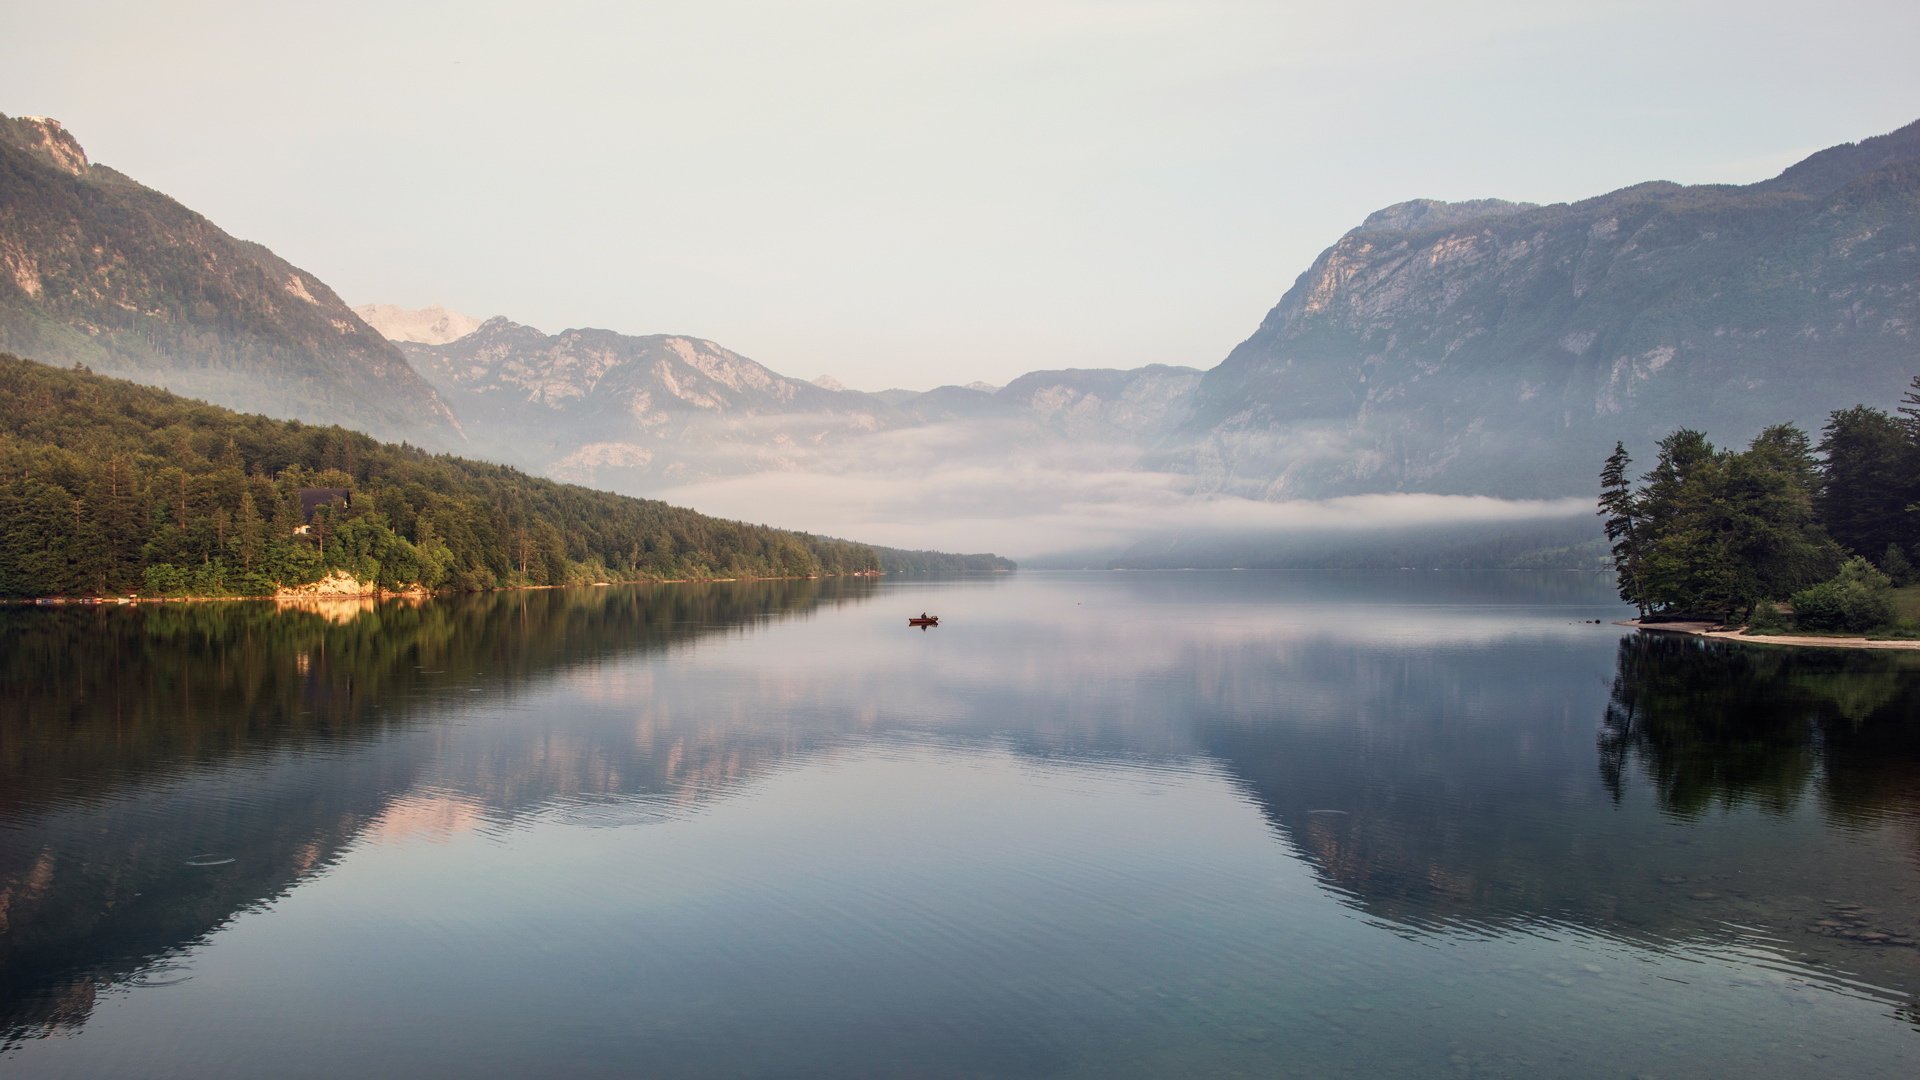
[1601, 374, 1920, 633]
[0, 355, 902, 597]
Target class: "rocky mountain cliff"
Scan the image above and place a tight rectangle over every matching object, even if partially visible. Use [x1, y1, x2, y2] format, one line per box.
[0, 114, 460, 443]
[1175, 119, 1920, 498]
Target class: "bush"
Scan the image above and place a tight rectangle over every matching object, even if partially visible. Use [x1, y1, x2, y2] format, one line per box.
[1746, 601, 1789, 634]
[141, 563, 189, 597]
[1790, 557, 1896, 633]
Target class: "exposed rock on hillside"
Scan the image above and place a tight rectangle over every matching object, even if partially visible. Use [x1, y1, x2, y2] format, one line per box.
[0, 114, 461, 444]
[1173, 119, 1920, 498]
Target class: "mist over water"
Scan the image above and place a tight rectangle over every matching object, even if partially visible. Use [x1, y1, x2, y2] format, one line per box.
[647, 440, 1595, 559]
[3, 573, 1918, 1078]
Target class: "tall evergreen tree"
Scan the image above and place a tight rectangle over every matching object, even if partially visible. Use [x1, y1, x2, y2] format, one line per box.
[1896, 373, 1920, 441]
[1817, 406, 1914, 558]
[1598, 442, 1648, 615]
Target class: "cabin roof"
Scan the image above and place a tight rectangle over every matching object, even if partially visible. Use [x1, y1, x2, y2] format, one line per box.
[297, 487, 350, 521]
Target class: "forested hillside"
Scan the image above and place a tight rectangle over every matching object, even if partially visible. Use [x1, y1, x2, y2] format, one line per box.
[866, 547, 1016, 574]
[0, 355, 887, 598]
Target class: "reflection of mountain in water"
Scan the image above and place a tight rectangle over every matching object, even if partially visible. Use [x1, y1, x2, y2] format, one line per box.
[0, 578, 877, 1043]
[1199, 632, 1920, 999]
[9, 571, 1920, 1048]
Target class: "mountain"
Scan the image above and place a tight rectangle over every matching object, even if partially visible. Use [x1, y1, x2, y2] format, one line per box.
[390, 314, 1202, 492]
[394, 317, 883, 487]
[380, 120, 1920, 520]
[0, 353, 902, 598]
[1172, 119, 1920, 498]
[0, 114, 461, 444]
[352, 303, 484, 345]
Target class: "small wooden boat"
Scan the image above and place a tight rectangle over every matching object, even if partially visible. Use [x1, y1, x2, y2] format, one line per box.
[908, 615, 939, 627]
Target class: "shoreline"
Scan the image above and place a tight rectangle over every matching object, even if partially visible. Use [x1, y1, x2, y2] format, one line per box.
[6, 570, 888, 608]
[1621, 619, 1920, 651]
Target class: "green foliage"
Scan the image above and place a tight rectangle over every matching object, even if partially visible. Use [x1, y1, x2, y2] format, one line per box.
[1746, 601, 1789, 634]
[1894, 585, 1920, 626]
[871, 547, 1017, 574]
[1598, 441, 1648, 614]
[1878, 543, 1916, 587]
[1790, 557, 1897, 633]
[0, 355, 890, 597]
[1620, 427, 1839, 621]
[1898, 374, 1920, 441]
[1816, 406, 1919, 559]
[1605, 376, 1920, 624]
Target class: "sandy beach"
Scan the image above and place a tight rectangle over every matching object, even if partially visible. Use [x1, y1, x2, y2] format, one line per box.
[1623, 620, 1920, 651]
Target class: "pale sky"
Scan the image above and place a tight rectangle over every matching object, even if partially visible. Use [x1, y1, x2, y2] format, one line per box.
[5, 0, 1917, 391]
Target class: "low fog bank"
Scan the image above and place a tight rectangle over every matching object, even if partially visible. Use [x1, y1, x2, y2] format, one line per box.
[1074, 516, 1607, 572]
[647, 446, 1600, 567]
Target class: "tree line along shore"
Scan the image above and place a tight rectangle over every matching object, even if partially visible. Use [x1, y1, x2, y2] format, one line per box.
[0, 355, 1007, 601]
[1600, 374, 1920, 641]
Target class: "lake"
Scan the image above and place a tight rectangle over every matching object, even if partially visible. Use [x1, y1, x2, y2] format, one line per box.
[2, 572, 1917, 1078]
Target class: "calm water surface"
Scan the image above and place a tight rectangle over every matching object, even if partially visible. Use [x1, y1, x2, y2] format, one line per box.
[2, 572, 1918, 1077]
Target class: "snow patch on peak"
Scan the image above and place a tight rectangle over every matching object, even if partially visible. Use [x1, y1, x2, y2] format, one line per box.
[355, 303, 486, 345]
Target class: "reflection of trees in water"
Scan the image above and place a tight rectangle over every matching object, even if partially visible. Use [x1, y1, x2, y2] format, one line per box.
[0, 578, 875, 1044]
[0, 579, 874, 815]
[1599, 634, 1920, 822]
[1200, 632, 1920, 1003]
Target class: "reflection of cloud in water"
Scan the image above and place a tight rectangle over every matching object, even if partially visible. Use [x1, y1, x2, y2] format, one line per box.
[7, 573, 1919, 1055]
[370, 792, 488, 844]
[0, 580, 864, 1043]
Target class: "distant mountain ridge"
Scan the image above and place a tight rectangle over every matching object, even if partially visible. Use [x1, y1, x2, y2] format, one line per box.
[0, 113, 460, 444]
[395, 316, 874, 487]
[11, 105, 1912, 555]
[390, 314, 1203, 491]
[374, 119, 1920, 513]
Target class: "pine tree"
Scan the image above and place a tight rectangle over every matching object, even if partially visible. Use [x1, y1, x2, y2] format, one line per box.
[1881, 543, 1916, 588]
[1598, 442, 1648, 615]
[1817, 406, 1910, 557]
[235, 489, 265, 571]
[1896, 374, 1920, 441]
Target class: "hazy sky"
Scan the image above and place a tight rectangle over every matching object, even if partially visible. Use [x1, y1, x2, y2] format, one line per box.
[5, 0, 1917, 391]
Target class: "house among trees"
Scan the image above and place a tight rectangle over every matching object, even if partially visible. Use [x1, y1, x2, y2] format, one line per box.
[293, 487, 350, 536]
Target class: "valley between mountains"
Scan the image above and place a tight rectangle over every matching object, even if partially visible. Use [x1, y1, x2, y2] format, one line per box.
[6, 111, 1918, 561]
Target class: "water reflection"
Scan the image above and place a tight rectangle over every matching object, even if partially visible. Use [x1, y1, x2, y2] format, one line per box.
[1202, 629, 1920, 1004]
[0, 578, 876, 1043]
[1601, 633, 1920, 822]
[3, 572, 1919, 1074]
